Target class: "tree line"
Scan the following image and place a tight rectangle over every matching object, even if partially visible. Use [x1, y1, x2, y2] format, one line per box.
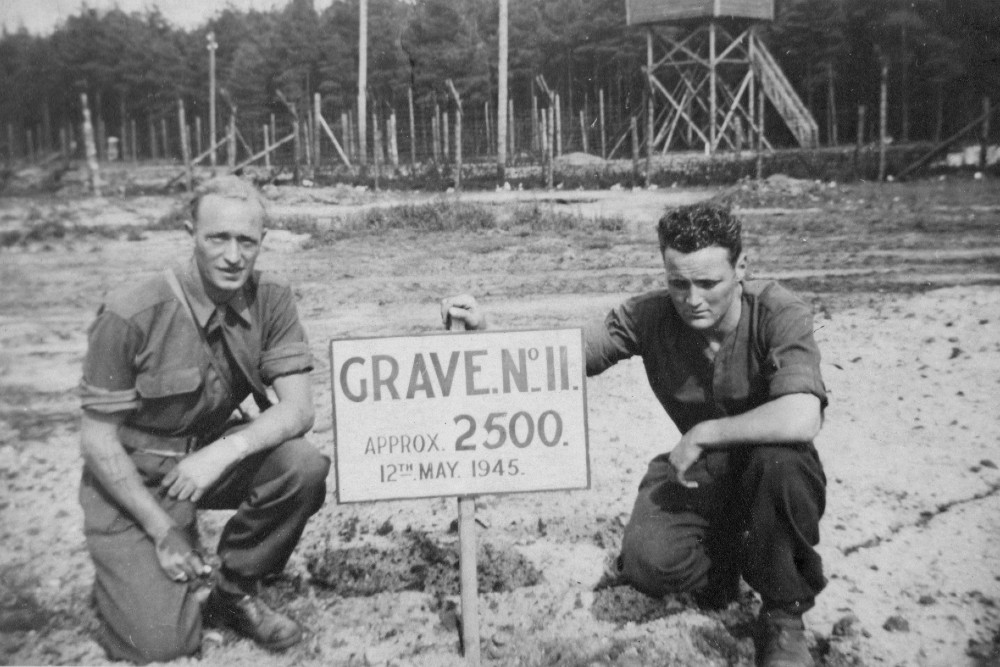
[1, 0, 997, 161]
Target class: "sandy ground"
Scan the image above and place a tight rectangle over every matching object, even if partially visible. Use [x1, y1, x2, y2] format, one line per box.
[1, 172, 999, 666]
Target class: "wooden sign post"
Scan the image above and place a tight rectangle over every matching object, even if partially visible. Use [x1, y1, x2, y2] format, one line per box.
[330, 329, 590, 663]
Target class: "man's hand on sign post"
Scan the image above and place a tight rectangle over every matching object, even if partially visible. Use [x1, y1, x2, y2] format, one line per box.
[441, 294, 487, 331]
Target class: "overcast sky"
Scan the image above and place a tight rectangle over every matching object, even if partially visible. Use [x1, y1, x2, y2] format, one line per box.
[1, 0, 337, 35]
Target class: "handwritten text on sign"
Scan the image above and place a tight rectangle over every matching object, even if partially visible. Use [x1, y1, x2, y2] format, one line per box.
[330, 329, 590, 503]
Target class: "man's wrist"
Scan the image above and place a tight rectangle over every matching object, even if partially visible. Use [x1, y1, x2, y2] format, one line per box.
[146, 516, 178, 543]
[219, 431, 252, 461]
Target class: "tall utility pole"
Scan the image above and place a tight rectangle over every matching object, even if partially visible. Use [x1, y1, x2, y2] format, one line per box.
[207, 31, 218, 168]
[357, 0, 368, 168]
[496, 0, 508, 185]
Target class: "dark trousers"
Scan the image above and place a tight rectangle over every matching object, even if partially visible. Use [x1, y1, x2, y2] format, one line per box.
[620, 444, 826, 611]
[79, 437, 330, 664]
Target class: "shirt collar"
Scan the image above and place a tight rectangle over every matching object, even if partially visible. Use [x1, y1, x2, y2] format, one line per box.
[181, 259, 252, 329]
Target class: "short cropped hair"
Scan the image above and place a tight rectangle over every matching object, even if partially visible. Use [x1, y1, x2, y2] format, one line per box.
[657, 201, 742, 265]
[188, 176, 269, 226]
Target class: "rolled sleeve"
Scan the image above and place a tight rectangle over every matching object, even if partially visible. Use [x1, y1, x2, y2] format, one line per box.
[259, 283, 313, 383]
[585, 300, 643, 376]
[80, 308, 141, 414]
[260, 342, 313, 383]
[762, 300, 828, 408]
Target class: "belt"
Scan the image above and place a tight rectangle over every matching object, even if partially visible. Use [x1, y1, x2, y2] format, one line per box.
[118, 424, 197, 458]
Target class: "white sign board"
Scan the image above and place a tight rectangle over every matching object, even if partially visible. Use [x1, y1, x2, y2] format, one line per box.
[330, 329, 590, 503]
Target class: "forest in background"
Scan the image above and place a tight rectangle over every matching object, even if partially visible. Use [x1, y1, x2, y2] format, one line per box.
[0, 0, 998, 163]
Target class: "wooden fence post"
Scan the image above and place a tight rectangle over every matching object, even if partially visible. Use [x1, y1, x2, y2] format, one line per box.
[546, 106, 554, 189]
[178, 98, 193, 191]
[388, 109, 399, 168]
[446, 79, 462, 191]
[148, 115, 157, 159]
[599, 88, 606, 159]
[408, 87, 416, 168]
[195, 116, 203, 158]
[314, 93, 322, 167]
[508, 99, 515, 158]
[228, 112, 237, 168]
[579, 109, 588, 154]
[130, 119, 138, 162]
[80, 93, 101, 196]
[432, 113, 440, 164]
[263, 124, 271, 168]
[631, 116, 639, 186]
[554, 93, 562, 157]
[878, 62, 888, 181]
[161, 117, 170, 159]
[531, 91, 538, 154]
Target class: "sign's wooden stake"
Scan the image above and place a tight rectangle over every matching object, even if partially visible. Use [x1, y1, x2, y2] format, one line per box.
[458, 495, 480, 665]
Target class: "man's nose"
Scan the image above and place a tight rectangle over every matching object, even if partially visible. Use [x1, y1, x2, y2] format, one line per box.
[222, 239, 240, 263]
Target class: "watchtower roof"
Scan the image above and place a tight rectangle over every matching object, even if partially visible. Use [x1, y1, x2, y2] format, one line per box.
[625, 0, 774, 26]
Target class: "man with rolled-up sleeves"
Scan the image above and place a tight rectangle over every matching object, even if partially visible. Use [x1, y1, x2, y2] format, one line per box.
[442, 201, 827, 667]
[78, 176, 329, 663]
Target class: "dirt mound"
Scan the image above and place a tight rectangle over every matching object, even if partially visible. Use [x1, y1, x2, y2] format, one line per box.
[305, 529, 542, 598]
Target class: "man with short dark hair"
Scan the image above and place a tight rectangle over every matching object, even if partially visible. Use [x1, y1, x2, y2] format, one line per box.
[79, 176, 330, 663]
[443, 201, 827, 667]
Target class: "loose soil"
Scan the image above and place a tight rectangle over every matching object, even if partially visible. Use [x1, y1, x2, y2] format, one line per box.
[1, 167, 999, 666]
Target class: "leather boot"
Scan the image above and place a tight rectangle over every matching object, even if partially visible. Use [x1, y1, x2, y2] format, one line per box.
[203, 587, 302, 651]
[759, 608, 814, 667]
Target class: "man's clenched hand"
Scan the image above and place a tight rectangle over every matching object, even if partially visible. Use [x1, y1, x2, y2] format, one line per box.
[161, 433, 248, 502]
[154, 525, 211, 583]
[668, 422, 714, 489]
[440, 294, 487, 331]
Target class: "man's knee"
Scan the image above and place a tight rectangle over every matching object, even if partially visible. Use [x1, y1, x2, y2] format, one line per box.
[132, 625, 200, 664]
[276, 438, 331, 499]
[748, 447, 825, 506]
[96, 601, 201, 664]
[620, 522, 709, 597]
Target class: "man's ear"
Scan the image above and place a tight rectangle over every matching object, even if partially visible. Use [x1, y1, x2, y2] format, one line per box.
[260, 229, 267, 243]
[734, 251, 748, 280]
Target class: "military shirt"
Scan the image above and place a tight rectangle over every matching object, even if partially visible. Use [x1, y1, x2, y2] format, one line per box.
[79, 260, 312, 440]
[584, 280, 827, 435]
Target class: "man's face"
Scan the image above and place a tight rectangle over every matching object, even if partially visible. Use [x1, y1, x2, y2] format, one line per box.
[662, 245, 746, 334]
[186, 194, 266, 303]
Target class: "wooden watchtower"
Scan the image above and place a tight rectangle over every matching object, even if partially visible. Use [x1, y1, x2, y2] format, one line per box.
[626, 0, 818, 155]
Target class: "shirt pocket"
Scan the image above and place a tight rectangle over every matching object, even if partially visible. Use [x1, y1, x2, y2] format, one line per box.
[134, 366, 204, 427]
[136, 366, 203, 398]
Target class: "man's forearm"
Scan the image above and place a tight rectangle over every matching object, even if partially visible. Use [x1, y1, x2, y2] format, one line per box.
[81, 414, 175, 540]
[698, 393, 822, 449]
[208, 372, 315, 463]
[216, 400, 313, 460]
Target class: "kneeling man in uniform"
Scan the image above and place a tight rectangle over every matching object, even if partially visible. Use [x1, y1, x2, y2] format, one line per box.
[78, 176, 329, 662]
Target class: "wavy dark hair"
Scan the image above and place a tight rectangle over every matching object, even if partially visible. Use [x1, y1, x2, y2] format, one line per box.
[656, 201, 742, 265]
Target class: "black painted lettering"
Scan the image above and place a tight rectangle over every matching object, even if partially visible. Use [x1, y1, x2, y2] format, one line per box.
[464, 349, 489, 396]
[546, 346, 556, 391]
[372, 354, 400, 401]
[406, 353, 436, 399]
[340, 357, 368, 402]
[560, 345, 570, 390]
[430, 351, 461, 396]
[501, 348, 528, 393]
